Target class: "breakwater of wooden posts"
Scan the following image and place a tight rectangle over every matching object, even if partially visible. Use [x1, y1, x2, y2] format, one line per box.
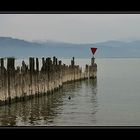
[0, 57, 97, 105]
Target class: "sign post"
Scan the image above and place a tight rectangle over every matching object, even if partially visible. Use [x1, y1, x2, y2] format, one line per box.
[90, 48, 97, 66]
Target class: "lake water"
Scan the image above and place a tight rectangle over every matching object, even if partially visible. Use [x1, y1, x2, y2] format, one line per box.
[0, 58, 140, 126]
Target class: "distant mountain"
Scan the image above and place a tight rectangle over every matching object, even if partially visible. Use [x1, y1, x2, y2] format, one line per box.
[0, 37, 140, 58]
[0, 37, 42, 48]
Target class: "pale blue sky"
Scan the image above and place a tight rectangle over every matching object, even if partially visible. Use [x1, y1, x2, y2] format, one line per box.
[0, 14, 140, 43]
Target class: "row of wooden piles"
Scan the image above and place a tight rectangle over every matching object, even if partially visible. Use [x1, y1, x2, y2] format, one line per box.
[0, 57, 97, 105]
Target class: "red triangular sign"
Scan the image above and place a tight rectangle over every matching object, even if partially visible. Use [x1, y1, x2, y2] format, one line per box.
[91, 48, 97, 55]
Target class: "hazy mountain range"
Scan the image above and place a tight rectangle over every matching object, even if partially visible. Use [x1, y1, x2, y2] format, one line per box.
[0, 37, 140, 58]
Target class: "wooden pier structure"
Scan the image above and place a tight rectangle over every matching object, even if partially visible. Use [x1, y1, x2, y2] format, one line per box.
[0, 57, 97, 105]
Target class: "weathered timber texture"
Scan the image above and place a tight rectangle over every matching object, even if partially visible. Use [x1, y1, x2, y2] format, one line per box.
[0, 57, 97, 105]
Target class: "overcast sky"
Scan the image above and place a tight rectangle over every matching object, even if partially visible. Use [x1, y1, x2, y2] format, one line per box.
[0, 14, 140, 43]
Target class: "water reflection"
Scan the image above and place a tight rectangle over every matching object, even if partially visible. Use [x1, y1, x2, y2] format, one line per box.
[84, 79, 98, 124]
[0, 79, 98, 126]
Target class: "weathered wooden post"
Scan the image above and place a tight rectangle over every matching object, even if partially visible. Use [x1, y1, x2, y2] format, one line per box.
[41, 57, 45, 72]
[36, 58, 39, 72]
[15, 65, 21, 101]
[52, 56, 58, 90]
[56, 57, 60, 89]
[0, 58, 4, 69]
[20, 60, 27, 100]
[71, 57, 75, 67]
[53, 56, 56, 65]
[45, 58, 49, 92]
[35, 58, 39, 96]
[7, 57, 15, 104]
[85, 64, 89, 79]
[29, 57, 35, 98]
[58, 60, 62, 87]
[71, 57, 75, 81]
[0, 58, 6, 104]
[49, 58, 53, 92]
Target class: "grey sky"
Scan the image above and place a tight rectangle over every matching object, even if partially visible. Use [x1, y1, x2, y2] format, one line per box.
[0, 14, 140, 43]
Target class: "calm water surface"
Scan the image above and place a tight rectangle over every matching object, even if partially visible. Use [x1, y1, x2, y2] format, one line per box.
[0, 58, 140, 126]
